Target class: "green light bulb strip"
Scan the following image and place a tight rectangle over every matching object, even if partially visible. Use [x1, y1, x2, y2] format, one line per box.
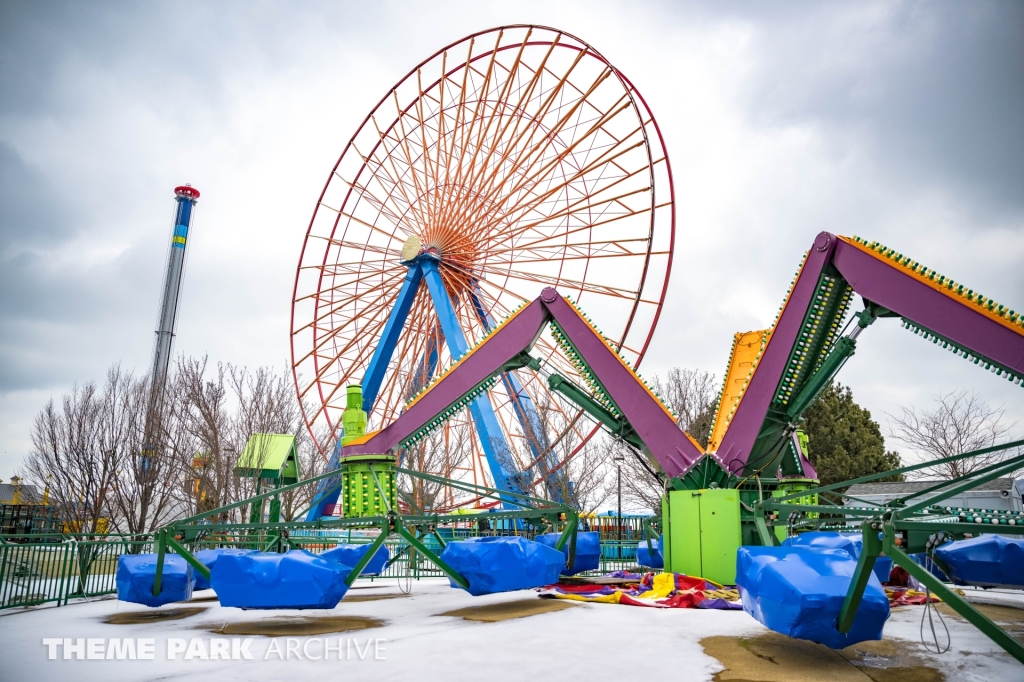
[399, 376, 498, 448]
[852, 236, 1024, 329]
[902, 320, 1023, 386]
[404, 299, 530, 409]
[773, 273, 853, 406]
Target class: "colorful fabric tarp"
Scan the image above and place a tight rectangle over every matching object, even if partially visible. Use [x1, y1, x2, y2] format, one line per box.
[537, 572, 743, 610]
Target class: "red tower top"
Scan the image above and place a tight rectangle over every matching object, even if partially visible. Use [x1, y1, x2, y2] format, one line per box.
[174, 185, 200, 200]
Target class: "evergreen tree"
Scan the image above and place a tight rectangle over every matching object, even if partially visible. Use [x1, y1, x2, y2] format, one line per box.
[802, 383, 903, 489]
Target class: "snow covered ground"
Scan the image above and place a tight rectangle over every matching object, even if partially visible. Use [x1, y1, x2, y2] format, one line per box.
[0, 579, 1020, 681]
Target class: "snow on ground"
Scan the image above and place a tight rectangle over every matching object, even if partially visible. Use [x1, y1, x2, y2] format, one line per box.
[0, 578, 1020, 682]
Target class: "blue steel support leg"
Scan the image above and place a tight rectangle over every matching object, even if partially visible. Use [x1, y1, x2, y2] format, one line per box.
[362, 264, 424, 411]
[421, 259, 523, 498]
[469, 287, 566, 501]
[305, 436, 342, 521]
[306, 263, 425, 522]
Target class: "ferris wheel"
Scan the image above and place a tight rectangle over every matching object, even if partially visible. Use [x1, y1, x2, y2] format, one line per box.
[291, 25, 674, 502]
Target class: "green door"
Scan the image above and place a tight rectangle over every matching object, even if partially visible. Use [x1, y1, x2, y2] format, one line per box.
[665, 489, 702, 576]
[697, 488, 741, 585]
[663, 488, 741, 584]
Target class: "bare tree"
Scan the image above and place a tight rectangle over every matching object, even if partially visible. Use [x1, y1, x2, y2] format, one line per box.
[887, 389, 1021, 480]
[616, 367, 719, 514]
[651, 367, 719, 449]
[519, 394, 613, 514]
[398, 416, 475, 513]
[105, 366, 188, 535]
[25, 379, 117, 535]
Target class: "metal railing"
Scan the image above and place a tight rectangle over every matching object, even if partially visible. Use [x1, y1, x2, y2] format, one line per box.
[1, 531, 655, 610]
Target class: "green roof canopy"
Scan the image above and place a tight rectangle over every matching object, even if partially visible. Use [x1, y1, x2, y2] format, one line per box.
[235, 434, 300, 484]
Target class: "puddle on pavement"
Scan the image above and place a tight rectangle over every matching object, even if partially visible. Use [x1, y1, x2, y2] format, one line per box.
[342, 593, 408, 603]
[437, 598, 576, 622]
[205, 615, 385, 636]
[106, 607, 208, 624]
[701, 633, 945, 682]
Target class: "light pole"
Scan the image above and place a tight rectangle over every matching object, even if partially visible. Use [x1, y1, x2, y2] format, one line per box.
[613, 450, 624, 559]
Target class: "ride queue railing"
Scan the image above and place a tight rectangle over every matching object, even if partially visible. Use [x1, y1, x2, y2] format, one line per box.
[1, 531, 654, 610]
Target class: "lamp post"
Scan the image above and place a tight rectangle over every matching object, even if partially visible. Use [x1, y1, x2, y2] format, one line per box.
[613, 450, 624, 559]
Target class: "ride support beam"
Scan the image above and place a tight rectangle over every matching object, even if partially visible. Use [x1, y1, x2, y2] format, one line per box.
[715, 232, 837, 471]
[362, 264, 425, 410]
[471, 285, 564, 497]
[421, 259, 523, 495]
[832, 237, 1024, 379]
[541, 290, 706, 478]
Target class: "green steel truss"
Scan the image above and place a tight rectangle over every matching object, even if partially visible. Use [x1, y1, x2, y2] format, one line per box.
[149, 464, 579, 597]
[753, 438, 1024, 665]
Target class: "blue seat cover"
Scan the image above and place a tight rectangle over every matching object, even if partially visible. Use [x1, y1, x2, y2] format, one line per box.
[193, 548, 254, 590]
[210, 550, 352, 609]
[934, 535, 1024, 588]
[535, 532, 600, 575]
[440, 536, 565, 596]
[784, 531, 892, 583]
[321, 543, 390, 576]
[116, 554, 194, 607]
[637, 535, 664, 568]
[737, 546, 890, 649]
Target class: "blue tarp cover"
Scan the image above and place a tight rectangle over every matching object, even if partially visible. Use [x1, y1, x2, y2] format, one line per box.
[440, 536, 565, 596]
[193, 549, 254, 590]
[636, 535, 664, 568]
[934, 535, 1024, 589]
[737, 546, 890, 649]
[784, 531, 892, 583]
[211, 550, 352, 609]
[320, 543, 390, 576]
[535, 532, 600, 575]
[116, 554, 194, 607]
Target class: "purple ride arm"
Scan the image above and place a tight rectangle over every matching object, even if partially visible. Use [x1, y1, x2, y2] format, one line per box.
[832, 239, 1024, 376]
[715, 232, 836, 472]
[342, 297, 549, 457]
[540, 289, 705, 478]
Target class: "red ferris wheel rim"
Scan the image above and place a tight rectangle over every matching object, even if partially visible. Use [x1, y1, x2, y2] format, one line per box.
[291, 25, 676, 467]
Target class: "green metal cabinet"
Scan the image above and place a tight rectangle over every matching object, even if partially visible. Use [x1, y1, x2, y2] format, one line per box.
[663, 488, 741, 585]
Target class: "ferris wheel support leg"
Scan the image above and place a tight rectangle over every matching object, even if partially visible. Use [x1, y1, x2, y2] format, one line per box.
[362, 264, 424, 411]
[470, 285, 568, 503]
[304, 437, 342, 521]
[421, 259, 524, 504]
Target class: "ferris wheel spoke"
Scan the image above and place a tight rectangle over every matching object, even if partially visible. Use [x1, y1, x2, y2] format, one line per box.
[441, 47, 594, 232]
[362, 122, 433, 231]
[332, 167, 418, 238]
[479, 132, 646, 243]
[459, 65, 610, 234]
[436, 34, 538, 231]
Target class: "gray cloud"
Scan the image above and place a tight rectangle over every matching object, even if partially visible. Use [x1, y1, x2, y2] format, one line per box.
[1, 0, 1022, 475]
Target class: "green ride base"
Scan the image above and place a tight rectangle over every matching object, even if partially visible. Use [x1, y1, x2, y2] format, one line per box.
[340, 454, 397, 518]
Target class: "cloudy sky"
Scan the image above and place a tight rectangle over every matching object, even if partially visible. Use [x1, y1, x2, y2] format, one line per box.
[1, 0, 1022, 476]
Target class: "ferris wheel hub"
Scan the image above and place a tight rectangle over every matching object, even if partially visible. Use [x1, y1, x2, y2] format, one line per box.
[401, 235, 423, 262]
